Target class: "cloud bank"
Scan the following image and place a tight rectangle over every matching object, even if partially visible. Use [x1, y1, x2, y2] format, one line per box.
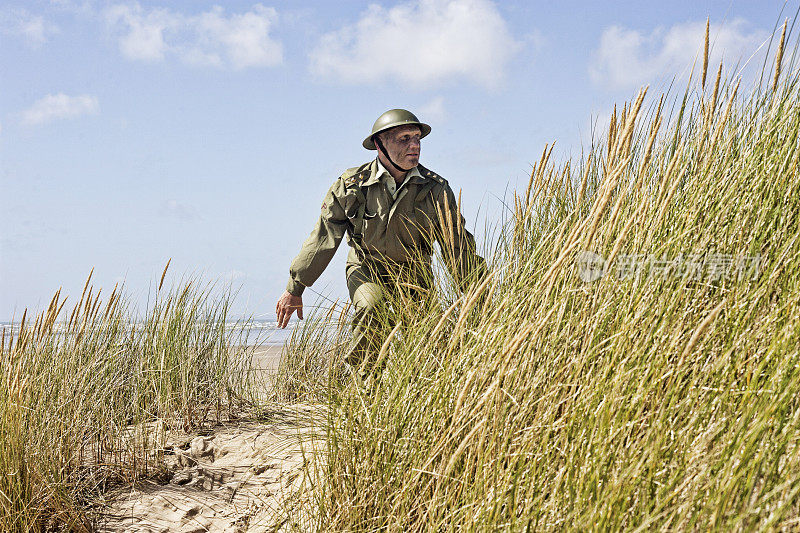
[309, 0, 519, 88]
[0, 7, 58, 46]
[105, 3, 283, 69]
[590, 19, 769, 90]
[21, 94, 99, 126]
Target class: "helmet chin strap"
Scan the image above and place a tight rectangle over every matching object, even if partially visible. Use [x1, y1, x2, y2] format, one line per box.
[373, 135, 412, 173]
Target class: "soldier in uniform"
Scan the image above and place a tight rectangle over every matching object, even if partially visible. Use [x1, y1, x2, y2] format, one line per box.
[275, 109, 485, 374]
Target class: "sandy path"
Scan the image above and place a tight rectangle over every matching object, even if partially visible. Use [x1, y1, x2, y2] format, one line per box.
[250, 345, 284, 376]
[97, 345, 322, 532]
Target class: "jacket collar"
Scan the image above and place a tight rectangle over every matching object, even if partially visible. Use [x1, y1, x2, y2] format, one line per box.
[363, 158, 429, 187]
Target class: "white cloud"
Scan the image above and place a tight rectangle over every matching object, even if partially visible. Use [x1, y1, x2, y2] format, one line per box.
[20, 94, 99, 126]
[309, 0, 520, 88]
[0, 8, 58, 46]
[104, 3, 283, 69]
[590, 19, 769, 90]
[192, 6, 282, 69]
[16, 15, 48, 44]
[105, 4, 172, 61]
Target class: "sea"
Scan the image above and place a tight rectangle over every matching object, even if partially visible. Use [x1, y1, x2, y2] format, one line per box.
[0, 319, 305, 347]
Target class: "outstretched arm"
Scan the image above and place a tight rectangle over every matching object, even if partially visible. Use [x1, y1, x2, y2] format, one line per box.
[276, 179, 349, 328]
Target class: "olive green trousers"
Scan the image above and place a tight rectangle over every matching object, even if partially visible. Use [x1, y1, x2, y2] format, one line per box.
[344, 261, 432, 376]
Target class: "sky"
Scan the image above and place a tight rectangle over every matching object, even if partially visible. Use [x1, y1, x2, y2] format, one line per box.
[0, 0, 792, 323]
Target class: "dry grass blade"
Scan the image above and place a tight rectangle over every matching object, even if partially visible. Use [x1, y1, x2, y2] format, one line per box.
[159, 258, 172, 292]
[773, 19, 788, 94]
[703, 17, 710, 89]
[678, 300, 726, 367]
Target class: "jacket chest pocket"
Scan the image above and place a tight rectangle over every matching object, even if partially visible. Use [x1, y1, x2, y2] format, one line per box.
[361, 189, 387, 247]
[362, 210, 380, 234]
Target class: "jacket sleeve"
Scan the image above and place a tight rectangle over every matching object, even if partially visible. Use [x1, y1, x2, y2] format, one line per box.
[286, 179, 350, 296]
[434, 184, 487, 291]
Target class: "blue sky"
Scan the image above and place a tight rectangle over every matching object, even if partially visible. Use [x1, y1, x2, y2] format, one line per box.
[0, 0, 790, 322]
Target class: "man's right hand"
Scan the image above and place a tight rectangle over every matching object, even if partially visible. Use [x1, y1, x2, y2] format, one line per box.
[276, 291, 303, 328]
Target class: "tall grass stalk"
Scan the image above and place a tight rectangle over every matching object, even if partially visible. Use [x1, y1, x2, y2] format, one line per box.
[297, 28, 800, 531]
[0, 269, 255, 530]
[272, 302, 351, 403]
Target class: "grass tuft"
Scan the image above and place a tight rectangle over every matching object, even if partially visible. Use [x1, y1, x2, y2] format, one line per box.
[0, 270, 255, 530]
[288, 26, 800, 531]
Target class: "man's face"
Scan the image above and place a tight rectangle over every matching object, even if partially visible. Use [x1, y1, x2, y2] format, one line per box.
[379, 125, 422, 168]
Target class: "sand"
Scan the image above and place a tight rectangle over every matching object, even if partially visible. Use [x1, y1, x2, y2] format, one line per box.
[97, 345, 322, 532]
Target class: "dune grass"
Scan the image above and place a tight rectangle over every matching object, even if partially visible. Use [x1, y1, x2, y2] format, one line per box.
[271, 303, 351, 403]
[285, 22, 800, 531]
[0, 266, 256, 530]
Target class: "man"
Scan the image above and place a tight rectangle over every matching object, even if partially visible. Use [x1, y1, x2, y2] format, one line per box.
[275, 109, 485, 372]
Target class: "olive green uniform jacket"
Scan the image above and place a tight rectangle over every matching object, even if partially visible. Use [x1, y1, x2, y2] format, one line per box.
[286, 159, 484, 296]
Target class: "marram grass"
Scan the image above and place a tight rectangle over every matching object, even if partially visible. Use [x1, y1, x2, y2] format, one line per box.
[292, 29, 800, 532]
[0, 268, 256, 530]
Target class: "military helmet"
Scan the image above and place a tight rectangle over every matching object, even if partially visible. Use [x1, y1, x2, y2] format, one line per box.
[362, 109, 431, 150]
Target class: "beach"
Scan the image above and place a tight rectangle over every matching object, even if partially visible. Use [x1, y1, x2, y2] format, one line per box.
[97, 344, 321, 532]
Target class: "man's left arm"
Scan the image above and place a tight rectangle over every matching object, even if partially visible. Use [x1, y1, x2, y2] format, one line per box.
[435, 184, 487, 290]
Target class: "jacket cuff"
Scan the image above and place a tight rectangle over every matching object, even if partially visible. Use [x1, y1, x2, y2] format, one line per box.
[286, 278, 306, 296]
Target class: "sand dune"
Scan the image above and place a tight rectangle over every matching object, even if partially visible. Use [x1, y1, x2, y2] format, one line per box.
[97, 346, 321, 532]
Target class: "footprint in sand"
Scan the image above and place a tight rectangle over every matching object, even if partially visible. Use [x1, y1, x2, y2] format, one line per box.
[190, 436, 216, 460]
